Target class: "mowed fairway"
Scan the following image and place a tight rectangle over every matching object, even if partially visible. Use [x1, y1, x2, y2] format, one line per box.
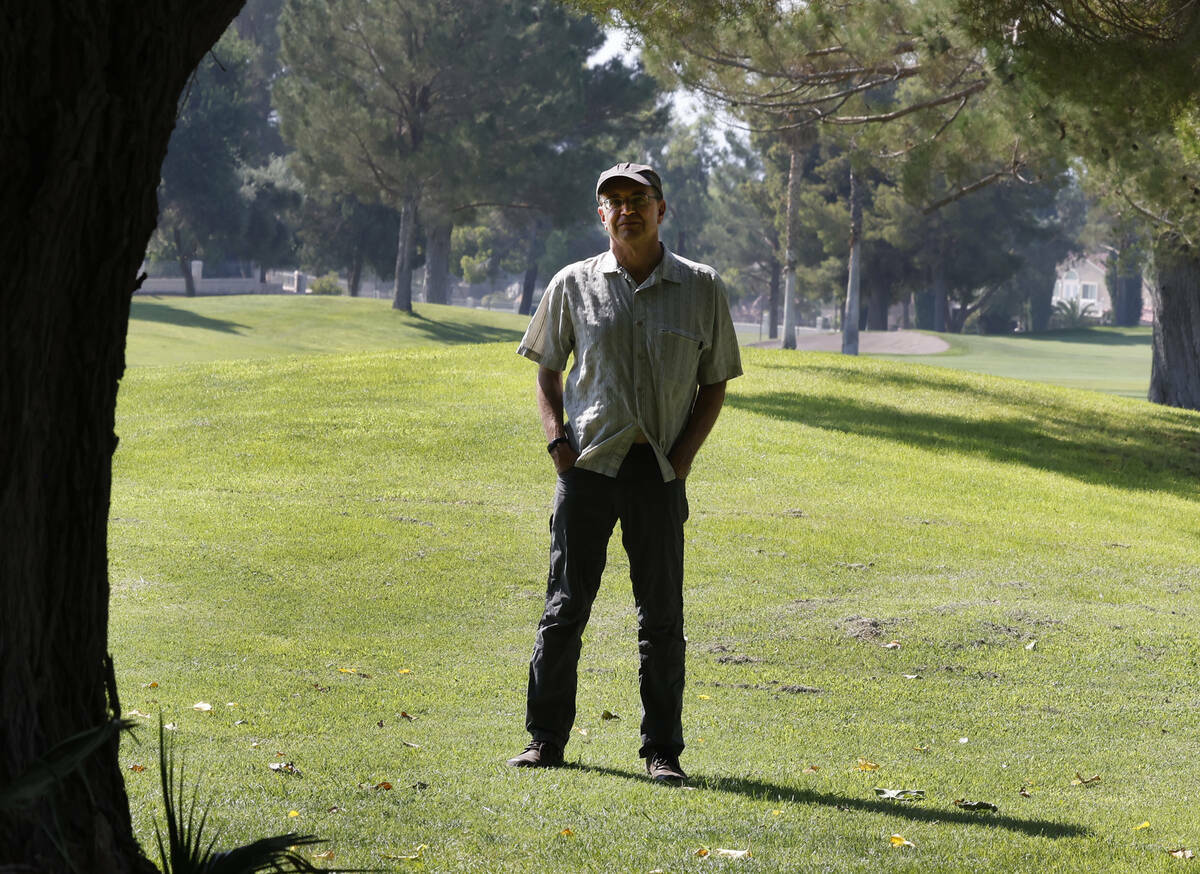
[111, 297, 1200, 871]
[872, 327, 1153, 399]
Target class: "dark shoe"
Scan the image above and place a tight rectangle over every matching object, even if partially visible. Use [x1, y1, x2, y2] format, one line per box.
[645, 750, 687, 784]
[506, 740, 564, 768]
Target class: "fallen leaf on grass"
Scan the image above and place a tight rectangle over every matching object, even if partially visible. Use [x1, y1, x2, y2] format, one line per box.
[338, 668, 357, 674]
[856, 758, 880, 771]
[954, 799, 999, 812]
[1071, 772, 1101, 786]
[374, 782, 393, 791]
[1025, 640, 1037, 651]
[128, 764, 145, 772]
[601, 710, 620, 721]
[402, 740, 420, 749]
[573, 727, 588, 737]
[312, 683, 329, 692]
[164, 722, 178, 731]
[802, 765, 820, 774]
[889, 834, 915, 848]
[328, 806, 343, 813]
[1134, 822, 1151, 831]
[875, 788, 925, 802]
[1168, 848, 1194, 860]
[142, 682, 159, 689]
[312, 850, 335, 861]
[400, 711, 416, 721]
[913, 745, 930, 753]
[193, 702, 212, 712]
[559, 828, 574, 837]
[903, 674, 922, 680]
[382, 844, 427, 861]
[713, 848, 751, 859]
[882, 641, 902, 649]
[269, 762, 302, 776]
[234, 719, 247, 726]
[126, 709, 151, 719]
[397, 669, 413, 675]
[1019, 787, 1032, 798]
[695, 848, 710, 858]
[697, 694, 712, 700]
[288, 810, 300, 818]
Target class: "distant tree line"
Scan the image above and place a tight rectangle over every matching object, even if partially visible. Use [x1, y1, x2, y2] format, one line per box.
[150, 0, 1199, 386]
[153, 0, 1146, 338]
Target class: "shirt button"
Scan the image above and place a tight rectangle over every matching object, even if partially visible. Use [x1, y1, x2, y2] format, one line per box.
[635, 320, 643, 326]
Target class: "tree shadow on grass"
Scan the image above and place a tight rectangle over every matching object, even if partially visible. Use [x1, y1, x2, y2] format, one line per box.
[732, 363, 1200, 501]
[403, 310, 526, 345]
[1019, 328, 1151, 347]
[571, 764, 1088, 839]
[129, 299, 246, 334]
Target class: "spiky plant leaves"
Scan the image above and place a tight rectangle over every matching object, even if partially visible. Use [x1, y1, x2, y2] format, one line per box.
[154, 716, 373, 873]
[0, 718, 135, 811]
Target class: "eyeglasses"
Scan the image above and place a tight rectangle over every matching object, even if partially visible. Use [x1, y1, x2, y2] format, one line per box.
[599, 193, 658, 213]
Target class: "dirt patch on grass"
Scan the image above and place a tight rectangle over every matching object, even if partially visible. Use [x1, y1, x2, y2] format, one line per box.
[840, 615, 900, 641]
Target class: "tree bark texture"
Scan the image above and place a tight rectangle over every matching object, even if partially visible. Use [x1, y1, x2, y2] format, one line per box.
[1, 2, 244, 871]
[1149, 235, 1200, 409]
[392, 195, 418, 312]
[424, 217, 452, 305]
[842, 166, 861, 356]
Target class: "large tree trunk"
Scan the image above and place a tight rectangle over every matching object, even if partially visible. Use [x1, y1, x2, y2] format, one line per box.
[782, 144, 802, 349]
[424, 217, 452, 305]
[1108, 254, 1144, 327]
[348, 248, 363, 297]
[1, 2, 245, 872]
[1149, 235, 1200, 409]
[173, 227, 197, 297]
[392, 194, 417, 312]
[842, 166, 861, 356]
[518, 217, 547, 317]
[768, 256, 781, 340]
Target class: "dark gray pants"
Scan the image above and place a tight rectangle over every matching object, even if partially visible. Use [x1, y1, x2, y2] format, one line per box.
[525, 444, 689, 758]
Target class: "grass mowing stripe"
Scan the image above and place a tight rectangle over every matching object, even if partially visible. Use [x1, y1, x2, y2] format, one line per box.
[111, 341, 1200, 872]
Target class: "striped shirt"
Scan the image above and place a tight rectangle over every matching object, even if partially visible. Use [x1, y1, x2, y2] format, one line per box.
[517, 248, 743, 481]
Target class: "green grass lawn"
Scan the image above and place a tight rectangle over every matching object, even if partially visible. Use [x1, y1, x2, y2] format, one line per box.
[873, 327, 1153, 399]
[126, 294, 528, 365]
[110, 301, 1200, 872]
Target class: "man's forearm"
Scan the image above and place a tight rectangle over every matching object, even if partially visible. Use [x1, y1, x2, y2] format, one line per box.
[668, 380, 727, 479]
[536, 366, 567, 441]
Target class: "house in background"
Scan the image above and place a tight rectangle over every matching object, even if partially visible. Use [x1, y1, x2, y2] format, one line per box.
[1052, 254, 1111, 317]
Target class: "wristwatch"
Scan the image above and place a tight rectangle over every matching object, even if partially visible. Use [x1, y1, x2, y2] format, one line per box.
[547, 436, 570, 454]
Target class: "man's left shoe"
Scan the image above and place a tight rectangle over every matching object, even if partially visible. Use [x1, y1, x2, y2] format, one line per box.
[645, 750, 687, 784]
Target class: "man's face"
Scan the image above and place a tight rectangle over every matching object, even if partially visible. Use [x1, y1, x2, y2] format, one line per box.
[597, 181, 666, 247]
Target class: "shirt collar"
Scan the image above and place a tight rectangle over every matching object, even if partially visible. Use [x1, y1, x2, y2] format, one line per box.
[598, 246, 682, 284]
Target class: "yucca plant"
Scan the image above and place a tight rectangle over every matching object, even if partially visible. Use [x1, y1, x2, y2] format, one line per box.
[155, 717, 369, 873]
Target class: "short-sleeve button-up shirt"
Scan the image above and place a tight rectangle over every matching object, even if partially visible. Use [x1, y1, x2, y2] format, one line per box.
[517, 247, 743, 481]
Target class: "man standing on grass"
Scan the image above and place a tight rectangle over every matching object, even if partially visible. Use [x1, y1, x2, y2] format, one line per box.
[507, 162, 742, 784]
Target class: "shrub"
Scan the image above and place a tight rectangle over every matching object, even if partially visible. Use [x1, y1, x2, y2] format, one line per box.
[308, 273, 343, 296]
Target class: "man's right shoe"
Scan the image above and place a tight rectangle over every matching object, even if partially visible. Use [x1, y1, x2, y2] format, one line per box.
[506, 740, 564, 768]
[645, 749, 687, 784]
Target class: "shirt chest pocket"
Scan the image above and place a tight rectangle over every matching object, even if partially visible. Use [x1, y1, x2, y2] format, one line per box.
[651, 325, 705, 384]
